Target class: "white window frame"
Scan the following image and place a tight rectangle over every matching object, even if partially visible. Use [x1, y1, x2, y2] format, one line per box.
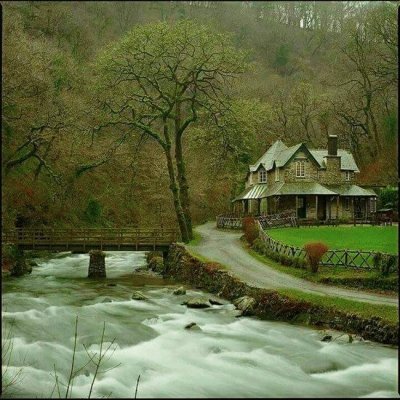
[345, 171, 351, 181]
[275, 167, 280, 182]
[259, 169, 267, 183]
[296, 161, 305, 178]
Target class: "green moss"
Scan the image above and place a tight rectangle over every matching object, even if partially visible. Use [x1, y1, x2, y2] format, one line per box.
[187, 231, 202, 246]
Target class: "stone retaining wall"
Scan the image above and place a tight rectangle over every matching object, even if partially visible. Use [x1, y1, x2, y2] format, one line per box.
[164, 244, 398, 345]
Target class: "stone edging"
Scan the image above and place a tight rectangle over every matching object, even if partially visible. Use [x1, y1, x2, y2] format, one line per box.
[163, 243, 398, 345]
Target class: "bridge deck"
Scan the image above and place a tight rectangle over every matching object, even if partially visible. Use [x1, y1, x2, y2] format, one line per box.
[2, 228, 179, 252]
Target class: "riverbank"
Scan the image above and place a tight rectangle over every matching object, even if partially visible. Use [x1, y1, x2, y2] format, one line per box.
[163, 244, 398, 345]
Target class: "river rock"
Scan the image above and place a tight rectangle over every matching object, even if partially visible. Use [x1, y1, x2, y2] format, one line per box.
[184, 322, 202, 331]
[184, 298, 211, 309]
[321, 335, 332, 342]
[148, 256, 164, 273]
[173, 287, 186, 295]
[233, 296, 256, 315]
[132, 291, 148, 301]
[102, 297, 112, 303]
[209, 298, 224, 306]
[107, 283, 117, 287]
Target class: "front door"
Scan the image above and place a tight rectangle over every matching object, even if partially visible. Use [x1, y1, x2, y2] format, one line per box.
[297, 196, 306, 219]
[318, 196, 327, 220]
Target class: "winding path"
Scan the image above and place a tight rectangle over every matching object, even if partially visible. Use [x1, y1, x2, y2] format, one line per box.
[186, 222, 398, 308]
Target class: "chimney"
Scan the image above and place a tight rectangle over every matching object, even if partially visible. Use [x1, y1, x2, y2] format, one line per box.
[328, 135, 338, 156]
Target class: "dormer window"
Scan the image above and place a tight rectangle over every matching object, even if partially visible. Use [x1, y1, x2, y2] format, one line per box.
[275, 167, 280, 182]
[296, 161, 305, 178]
[345, 171, 351, 181]
[259, 169, 267, 183]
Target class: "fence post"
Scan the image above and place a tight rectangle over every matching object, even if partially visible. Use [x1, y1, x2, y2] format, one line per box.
[344, 250, 348, 267]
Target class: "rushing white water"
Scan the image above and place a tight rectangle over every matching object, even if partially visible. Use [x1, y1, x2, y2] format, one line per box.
[2, 251, 398, 398]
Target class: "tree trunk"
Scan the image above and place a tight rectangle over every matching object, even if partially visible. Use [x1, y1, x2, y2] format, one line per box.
[164, 146, 190, 243]
[175, 134, 193, 240]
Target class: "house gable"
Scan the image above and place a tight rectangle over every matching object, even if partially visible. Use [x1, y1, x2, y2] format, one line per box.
[278, 143, 321, 170]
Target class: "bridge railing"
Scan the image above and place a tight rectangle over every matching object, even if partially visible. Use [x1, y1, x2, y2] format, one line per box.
[2, 228, 180, 250]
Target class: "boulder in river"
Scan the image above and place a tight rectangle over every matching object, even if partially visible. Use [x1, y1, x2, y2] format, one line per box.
[233, 296, 256, 315]
[102, 297, 112, 303]
[184, 298, 211, 309]
[209, 298, 224, 306]
[321, 335, 332, 342]
[184, 322, 202, 331]
[131, 291, 148, 301]
[173, 287, 186, 295]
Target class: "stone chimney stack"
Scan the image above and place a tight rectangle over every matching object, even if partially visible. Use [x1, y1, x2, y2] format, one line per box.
[322, 134, 341, 185]
[328, 135, 338, 156]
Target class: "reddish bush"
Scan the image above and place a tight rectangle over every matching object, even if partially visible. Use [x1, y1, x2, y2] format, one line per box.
[242, 217, 259, 245]
[303, 242, 329, 273]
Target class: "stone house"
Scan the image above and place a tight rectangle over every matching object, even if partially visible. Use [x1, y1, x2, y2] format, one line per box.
[232, 135, 377, 220]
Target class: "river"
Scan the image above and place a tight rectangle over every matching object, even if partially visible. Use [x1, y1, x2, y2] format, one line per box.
[2, 251, 398, 398]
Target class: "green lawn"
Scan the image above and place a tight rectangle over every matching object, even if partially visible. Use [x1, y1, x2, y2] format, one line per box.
[267, 226, 397, 253]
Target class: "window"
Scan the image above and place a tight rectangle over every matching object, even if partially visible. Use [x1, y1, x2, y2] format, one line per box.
[345, 197, 350, 210]
[345, 171, 351, 181]
[296, 161, 305, 177]
[275, 167, 280, 182]
[259, 169, 267, 183]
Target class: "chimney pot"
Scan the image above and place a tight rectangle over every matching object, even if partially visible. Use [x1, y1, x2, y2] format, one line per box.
[328, 135, 338, 156]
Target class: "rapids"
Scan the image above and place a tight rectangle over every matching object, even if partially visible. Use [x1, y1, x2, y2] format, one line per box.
[2, 251, 398, 398]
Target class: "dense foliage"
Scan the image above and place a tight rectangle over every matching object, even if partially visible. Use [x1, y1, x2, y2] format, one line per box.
[2, 1, 398, 231]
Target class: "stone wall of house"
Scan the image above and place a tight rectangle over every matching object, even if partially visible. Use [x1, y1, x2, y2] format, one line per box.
[319, 156, 342, 185]
[284, 152, 319, 183]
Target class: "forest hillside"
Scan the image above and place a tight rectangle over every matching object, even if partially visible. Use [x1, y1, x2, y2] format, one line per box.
[2, 1, 398, 230]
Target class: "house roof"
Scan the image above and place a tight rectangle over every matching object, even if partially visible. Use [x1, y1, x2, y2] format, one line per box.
[232, 184, 269, 201]
[326, 185, 377, 197]
[309, 149, 359, 172]
[232, 183, 376, 201]
[269, 182, 338, 196]
[249, 140, 360, 173]
[249, 140, 288, 172]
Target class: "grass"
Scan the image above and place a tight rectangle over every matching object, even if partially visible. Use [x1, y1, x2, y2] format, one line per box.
[246, 245, 398, 294]
[278, 287, 399, 325]
[267, 225, 397, 253]
[187, 231, 203, 246]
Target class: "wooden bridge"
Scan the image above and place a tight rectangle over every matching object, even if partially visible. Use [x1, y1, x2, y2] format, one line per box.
[2, 228, 180, 253]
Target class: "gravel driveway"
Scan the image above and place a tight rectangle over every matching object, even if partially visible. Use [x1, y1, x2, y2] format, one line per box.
[186, 222, 398, 308]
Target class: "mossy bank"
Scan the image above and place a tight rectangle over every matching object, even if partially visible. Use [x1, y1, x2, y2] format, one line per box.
[159, 244, 398, 345]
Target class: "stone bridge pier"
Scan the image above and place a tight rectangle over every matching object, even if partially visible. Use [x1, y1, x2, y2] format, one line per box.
[88, 250, 106, 278]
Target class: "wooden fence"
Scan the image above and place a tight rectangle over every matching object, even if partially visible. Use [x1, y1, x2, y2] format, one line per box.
[255, 221, 398, 270]
[216, 210, 297, 230]
[2, 228, 179, 251]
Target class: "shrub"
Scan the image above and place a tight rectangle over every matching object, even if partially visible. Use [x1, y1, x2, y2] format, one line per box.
[303, 242, 329, 273]
[243, 217, 259, 245]
[298, 258, 308, 269]
[381, 255, 397, 277]
[84, 198, 102, 224]
[252, 238, 264, 253]
[372, 252, 383, 270]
